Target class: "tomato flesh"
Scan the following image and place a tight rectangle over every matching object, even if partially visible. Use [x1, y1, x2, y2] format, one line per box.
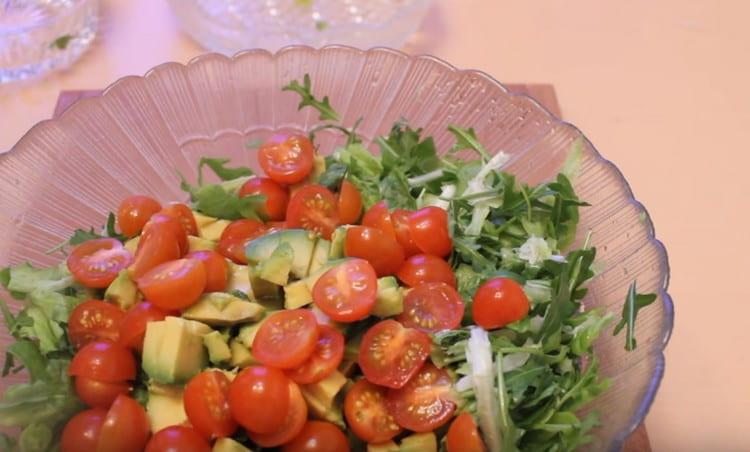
[96, 395, 150, 452]
[285, 325, 345, 385]
[118, 302, 172, 353]
[184, 370, 237, 439]
[61, 408, 107, 452]
[472, 277, 530, 330]
[217, 219, 267, 264]
[137, 258, 207, 311]
[344, 226, 405, 277]
[144, 213, 189, 255]
[128, 219, 182, 280]
[391, 208, 421, 257]
[228, 366, 290, 434]
[386, 363, 456, 432]
[397, 254, 456, 288]
[312, 259, 377, 322]
[258, 134, 315, 185]
[68, 238, 133, 289]
[117, 195, 161, 238]
[337, 180, 362, 225]
[397, 282, 464, 333]
[286, 184, 339, 239]
[75, 376, 130, 408]
[362, 201, 396, 238]
[249, 381, 308, 447]
[344, 379, 402, 443]
[281, 421, 350, 452]
[69, 340, 137, 382]
[145, 426, 210, 452]
[159, 203, 199, 236]
[185, 250, 229, 292]
[408, 206, 453, 257]
[252, 309, 319, 369]
[68, 300, 125, 349]
[239, 177, 290, 221]
[357, 319, 431, 389]
[447, 413, 487, 452]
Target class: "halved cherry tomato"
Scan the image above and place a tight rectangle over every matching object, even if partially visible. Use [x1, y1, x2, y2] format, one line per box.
[184, 370, 237, 439]
[96, 395, 150, 452]
[249, 381, 307, 447]
[344, 379, 402, 443]
[386, 363, 456, 432]
[472, 277, 530, 330]
[61, 408, 107, 452]
[185, 250, 229, 292]
[362, 201, 396, 238]
[337, 180, 362, 225]
[282, 421, 350, 452]
[145, 426, 210, 452]
[258, 134, 315, 184]
[68, 239, 133, 288]
[69, 341, 136, 383]
[239, 177, 290, 221]
[397, 282, 464, 333]
[137, 258, 207, 310]
[128, 218, 182, 280]
[117, 195, 161, 238]
[286, 184, 339, 239]
[312, 259, 377, 322]
[118, 302, 172, 353]
[396, 254, 456, 288]
[68, 300, 125, 349]
[446, 413, 486, 452]
[344, 226, 405, 276]
[286, 325, 345, 385]
[358, 319, 431, 389]
[75, 376, 130, 408]
[228, 366, 290, 434]
[408, 206, 452, 257]
[391, 208, 421, 256]
[217, 219, 267, 264]
[159, 203, 199, 236]
[252, 309, 319, 369]
[144, 213, 189, 255]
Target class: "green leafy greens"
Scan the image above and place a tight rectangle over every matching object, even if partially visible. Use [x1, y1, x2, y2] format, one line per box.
[613, 281, 657, 351]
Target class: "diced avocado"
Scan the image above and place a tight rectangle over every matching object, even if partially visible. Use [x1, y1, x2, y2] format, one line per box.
[311, 154, 326, 181]
[104, 270, 140, 310]
[124, 236, 140, 255]
[192, 211, 218, 229]
[237, 321, 265, 349]
[284, 279, 313, 310]
[371, 276, 404, 318]
[146, 383, 187, 432]
[182, 292, 264, 326]
[203, 330, 231, 364]
[328, 226, 351, 260]
[227, 262, 254, 299]
[368, 441, 399, 452]
[308, 239, 331, 275]
[255, 296, 284, 312]
[245, 229, 317, 278]
[248, 265, 282, 300]
[300, 370, 347, 428]
[188, 235, 216, 252]
[229, 339, 256, 368]
[142, 316, 212, 384]
[212, 437, 251, 452]
[399, 432, 437, 452]
[200, 219, 231, 241]
[339, 326, 364, 376]
[257, 242, 294, 286]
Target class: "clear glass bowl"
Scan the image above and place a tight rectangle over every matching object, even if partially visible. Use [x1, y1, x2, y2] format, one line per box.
[0, 46, 673, 450]
[166, 0, 433, 53]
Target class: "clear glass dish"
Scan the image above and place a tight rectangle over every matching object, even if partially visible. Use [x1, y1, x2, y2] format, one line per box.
[166, 0, 433, 53]
[0, 46, 673, 450]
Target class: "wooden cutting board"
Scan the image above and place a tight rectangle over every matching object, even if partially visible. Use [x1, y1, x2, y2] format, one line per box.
[53, 87, 651, 452]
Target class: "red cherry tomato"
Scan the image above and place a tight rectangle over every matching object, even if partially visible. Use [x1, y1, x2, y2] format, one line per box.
[69, 340, 136, 383]
[286, 184, 339, 239]
[258, 134, 315, 185]
[472, 277, 530, 330]
[217, 219, 267, 264]
[281, 421, 350, 452]
[337, 180, 362, 225]
[248, 381, 307, 448]
[252, 309, 319, 369]
[446, 413, 486, 452]
[228, 366, 290, 434]
[96, 395, 150, 452]
[357, 319, 431, 389]
[184, 370, 237, 439]
[397, 282, 464, 333]
[68, 239, 133, 289]
[128, 217, 182, 280]
[362, 201, 396, 238]
[408, 206, 452, 257]
[344, 379, 402, 443]
[118, 302, 172, 353]
[117, 196, 161, 238]
[144, 213, 189, 255]
[75, 376, 130, 408]
[137, 258, 207, 310]
[344, 226, 405, 277]
[239, 177, 290, 221]
[61, 408, 107, 452]
[386, 363, 456, 432]
[159, 203, 199, 236]
[68, 300, 125, 349]
[312, 259, 377, 322]
[145, 426, 210, 452]
[185, 250, 229, 292]
[390, 208, 421, 256]
[396, 254, 456, 288]
[285, 325, 345, 385]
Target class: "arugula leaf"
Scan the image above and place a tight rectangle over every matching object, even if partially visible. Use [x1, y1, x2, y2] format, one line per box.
[282, 74, 340, 121]
[198, 158, 253, 183]
[613, 281, 657, 351]
[191, 184, 264, 221]
[49, 35, 73, 50]
[317, 159, 348, 190]
[47, 211, 125, 254]
[378, 123, 442, 176]
[379, 170, 416, 210]
[331, 144, 383, 209]
[447, 125, 491, 160]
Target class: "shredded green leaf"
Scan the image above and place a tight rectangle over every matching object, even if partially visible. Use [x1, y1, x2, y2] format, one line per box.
[613, 281, 657, 351]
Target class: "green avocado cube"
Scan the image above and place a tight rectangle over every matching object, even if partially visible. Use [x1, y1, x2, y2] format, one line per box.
[142, 316, 212, 384]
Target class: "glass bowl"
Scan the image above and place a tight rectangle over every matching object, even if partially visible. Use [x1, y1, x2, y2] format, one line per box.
[166, 0, 433, 54]
[0, 46, 673, 450]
